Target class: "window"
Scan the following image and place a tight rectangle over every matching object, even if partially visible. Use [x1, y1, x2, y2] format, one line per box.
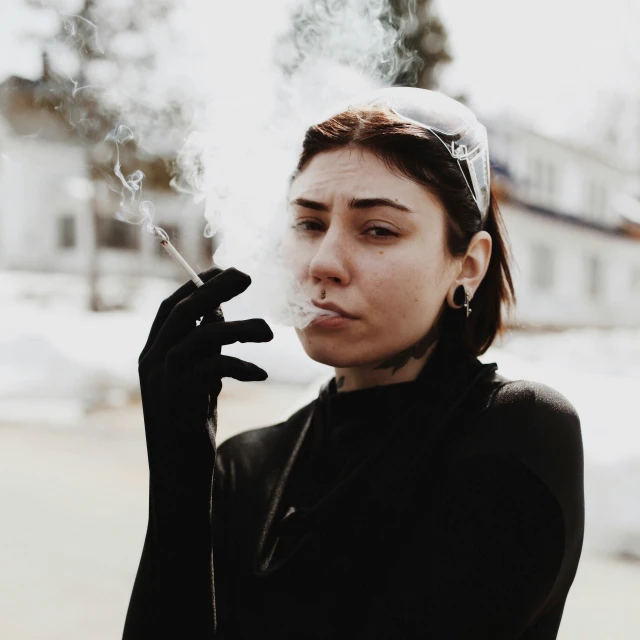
[97, 216, 139, 250]
[530, 157, 543, 193]
[531, 244, 555, 291]
[58, 215, 76, 249]
[586, 254, 603, 301]
[586, 180, 608, 222]
[546, 163, 556, 198]
[528, 156, 559, 204]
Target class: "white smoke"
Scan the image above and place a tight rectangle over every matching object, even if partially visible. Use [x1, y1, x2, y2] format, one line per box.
[44, 0, 417, 327]
[166, 0, 416, 327]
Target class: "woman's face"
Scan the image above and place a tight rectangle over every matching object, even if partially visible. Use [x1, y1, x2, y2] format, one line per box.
[282, 146, 458, 369]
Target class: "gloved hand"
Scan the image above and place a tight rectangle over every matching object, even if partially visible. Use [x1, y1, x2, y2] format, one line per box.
[123, 266, 273, 639]
[137, 266, 274, 491]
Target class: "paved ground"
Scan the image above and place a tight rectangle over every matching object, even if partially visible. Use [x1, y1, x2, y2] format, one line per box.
[1, 380, 638, 639]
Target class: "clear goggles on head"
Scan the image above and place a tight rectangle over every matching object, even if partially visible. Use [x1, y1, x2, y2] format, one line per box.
[320, 87, 491, 225]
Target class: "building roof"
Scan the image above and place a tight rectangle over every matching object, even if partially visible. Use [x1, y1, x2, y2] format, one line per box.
[508, 195, 636, 240]
[485, 115, 634, 174]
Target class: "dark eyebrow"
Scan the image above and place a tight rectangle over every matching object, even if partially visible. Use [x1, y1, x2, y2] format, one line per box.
[348, 197, 412, 213]
[289, 197, 329, 211]
[289, 197, 412, 213]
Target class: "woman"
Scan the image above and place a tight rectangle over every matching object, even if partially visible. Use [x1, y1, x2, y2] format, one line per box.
[123, 88, 584, 639]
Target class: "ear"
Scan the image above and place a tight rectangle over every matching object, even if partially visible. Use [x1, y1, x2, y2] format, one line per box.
[446, 231, 492, 308]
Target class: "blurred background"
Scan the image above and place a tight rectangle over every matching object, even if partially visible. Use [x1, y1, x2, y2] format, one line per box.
[1, 0, 639, 638]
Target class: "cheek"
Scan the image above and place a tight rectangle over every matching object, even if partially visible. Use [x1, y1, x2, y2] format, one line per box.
[279, 232, 311, 280]
[366, 246, 446, 317]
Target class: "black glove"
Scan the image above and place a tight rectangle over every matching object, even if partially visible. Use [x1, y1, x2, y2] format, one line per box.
[123, 267, 273, 640]
[137, 266, 274, 491]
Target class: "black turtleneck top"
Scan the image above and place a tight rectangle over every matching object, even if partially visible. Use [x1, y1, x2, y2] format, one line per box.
[123, 339, 585, 640]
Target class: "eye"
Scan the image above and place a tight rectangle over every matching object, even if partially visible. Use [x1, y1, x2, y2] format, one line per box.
[292, 220, 324, 232]
[291, 221, 399, 239]
[364, 225, 399, 239]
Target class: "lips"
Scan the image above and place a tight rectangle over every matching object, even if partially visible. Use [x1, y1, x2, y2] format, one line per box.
[311, 299, 358, 319]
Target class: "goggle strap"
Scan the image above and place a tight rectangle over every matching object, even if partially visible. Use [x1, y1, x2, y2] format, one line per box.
[457, 157, 482, 214]
[429, 129, 482, 218]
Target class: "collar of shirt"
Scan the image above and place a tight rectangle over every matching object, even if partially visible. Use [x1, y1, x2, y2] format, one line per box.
[314, 337, 476, 447]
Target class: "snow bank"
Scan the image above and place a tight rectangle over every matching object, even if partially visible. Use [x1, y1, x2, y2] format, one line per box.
[0, 271, 168, 420]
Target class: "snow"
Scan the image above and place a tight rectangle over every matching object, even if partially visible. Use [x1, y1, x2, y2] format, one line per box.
[1, 269, 639, 557]
[0, 270, 328, 419]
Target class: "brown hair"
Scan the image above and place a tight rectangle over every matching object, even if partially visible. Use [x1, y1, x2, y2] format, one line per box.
[294, 106, 516, 356]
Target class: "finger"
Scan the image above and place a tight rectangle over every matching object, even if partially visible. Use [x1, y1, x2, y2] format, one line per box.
[188, 355, 268, 387]
[139, 266, 222, 363]
[178, 267, 251, 321]
[199, 307, 225, 326]
[149, 268, 252, 359]
[167, 319, 274, 368]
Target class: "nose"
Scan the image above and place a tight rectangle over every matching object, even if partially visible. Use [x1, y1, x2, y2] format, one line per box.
[307, 225, 350, 287]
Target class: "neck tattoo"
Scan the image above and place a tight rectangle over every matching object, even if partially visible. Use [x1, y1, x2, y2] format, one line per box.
[373, 321, 440, 375]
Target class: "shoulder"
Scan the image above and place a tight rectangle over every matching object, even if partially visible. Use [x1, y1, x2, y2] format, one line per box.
[461, 368, 582, 455]
[464, 372, 581, 446]
[482, 378, 582, 456]
[454, 375, 584, 512]
[490, 378, 580, 424]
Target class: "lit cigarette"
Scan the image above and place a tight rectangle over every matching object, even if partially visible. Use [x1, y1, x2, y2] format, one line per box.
[152, 226, 204, 287]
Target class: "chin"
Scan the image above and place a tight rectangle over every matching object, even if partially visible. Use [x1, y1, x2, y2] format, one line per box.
[295, 328, 377, 369]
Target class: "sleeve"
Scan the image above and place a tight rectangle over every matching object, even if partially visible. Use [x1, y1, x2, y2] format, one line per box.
[359, 387, 583, 640]
[211, 446, 233, 637]
[121, 424, 219, 639]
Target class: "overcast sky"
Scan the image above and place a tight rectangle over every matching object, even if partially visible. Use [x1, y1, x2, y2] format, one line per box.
[2, 0, 638, 139]
[435, 0, 639, 136]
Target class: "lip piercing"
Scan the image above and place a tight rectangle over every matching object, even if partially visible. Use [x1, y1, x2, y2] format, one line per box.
[320, 290, 326, 300]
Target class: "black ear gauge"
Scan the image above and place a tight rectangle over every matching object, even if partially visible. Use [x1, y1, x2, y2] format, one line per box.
[453, 284, 466, 307]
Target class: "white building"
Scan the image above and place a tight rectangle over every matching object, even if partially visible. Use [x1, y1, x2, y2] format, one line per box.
[0, 79, 216, 304]
[488, 120, 640, 328]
